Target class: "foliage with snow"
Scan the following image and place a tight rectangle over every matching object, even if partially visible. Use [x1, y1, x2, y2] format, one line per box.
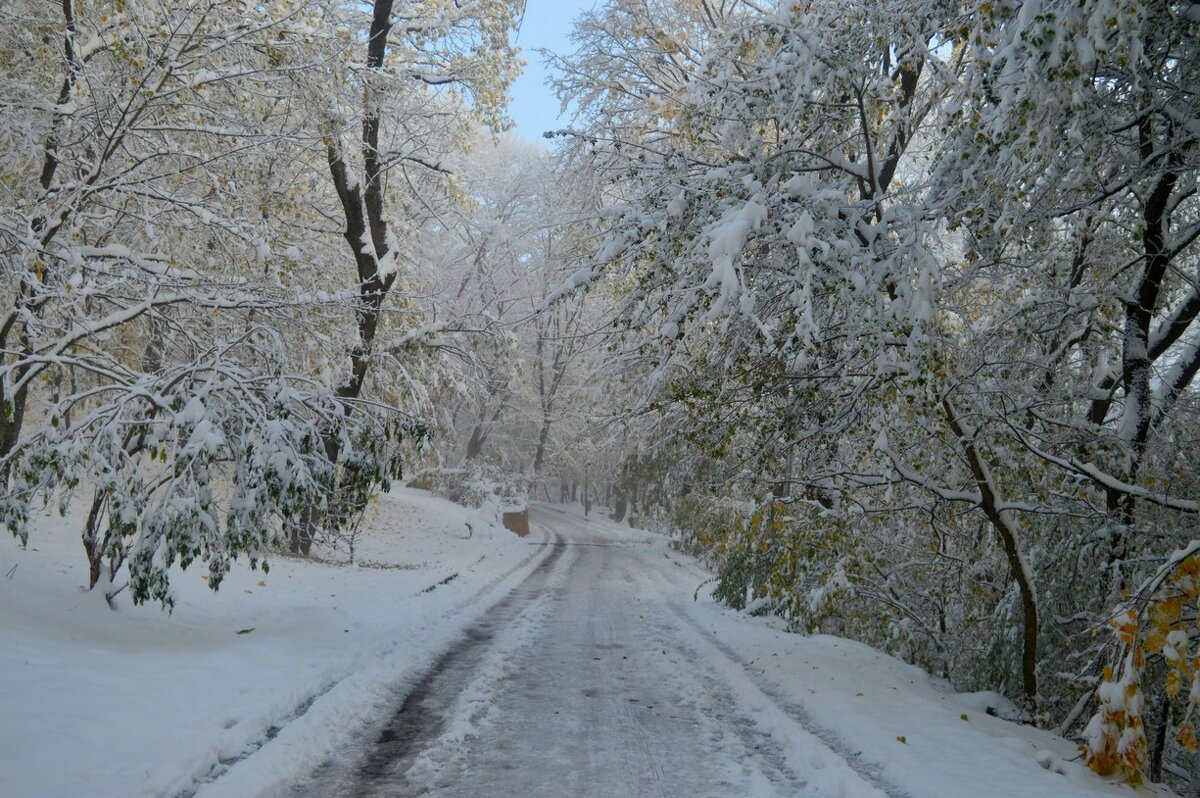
[552, 0, 1199, 786]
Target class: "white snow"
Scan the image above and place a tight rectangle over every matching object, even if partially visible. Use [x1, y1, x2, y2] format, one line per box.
[703, 198, 768, 320]
[0, 488, 547, 798]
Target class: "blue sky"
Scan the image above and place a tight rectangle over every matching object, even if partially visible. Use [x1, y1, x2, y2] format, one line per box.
[507, 0, 598, 143]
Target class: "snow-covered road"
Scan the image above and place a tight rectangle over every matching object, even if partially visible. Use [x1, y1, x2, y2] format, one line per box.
[3, 489, 1153, 797]
[286, 508, 892, 798]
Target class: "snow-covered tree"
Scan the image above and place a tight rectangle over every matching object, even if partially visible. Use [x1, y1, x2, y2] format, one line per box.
[283, 0, 524, 552]
[394, 132, 615, 502]
[0, 0, 517, 604]
[934, 0, 1199, 781]
[552, 0, 1198, 773]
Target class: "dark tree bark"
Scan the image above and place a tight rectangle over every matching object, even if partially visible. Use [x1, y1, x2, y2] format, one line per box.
[291, 0, 401, 554]
[464, 399, 506, 462]
[610, 488, 627, 523]
[465, 423, 486, 461]
[944, 399, 1039, 715]
[1150, 692, 1171, 783]
[1082, 114, 1192, 575]
[531, 297, 583, 474]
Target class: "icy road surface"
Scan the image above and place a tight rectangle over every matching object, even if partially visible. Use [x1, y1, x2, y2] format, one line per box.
[288, 508, 891, 798]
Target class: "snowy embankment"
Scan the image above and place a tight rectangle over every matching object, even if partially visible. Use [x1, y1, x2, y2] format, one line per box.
[0, 488, 548, 798]
[546, 504, 1172, 798]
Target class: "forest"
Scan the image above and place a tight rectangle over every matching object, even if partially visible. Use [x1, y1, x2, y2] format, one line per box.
[2, 0, 1198, 789]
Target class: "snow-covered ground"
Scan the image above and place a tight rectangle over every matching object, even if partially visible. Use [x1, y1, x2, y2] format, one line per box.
[0, 488, 550, 798]
[1, 493, 1169, 797]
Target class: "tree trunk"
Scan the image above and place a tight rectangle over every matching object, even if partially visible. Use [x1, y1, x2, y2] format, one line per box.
[0, 0, 80, 483]
[944, 399, 1039, 715]
[291, 0, 404, 556]
[1150, 691, 1171, 783]
[611, 488, 627, 523]
[1089, 151, 1181, 576]
[81, 489, 126, 608]
[0, 381, 29, 486]
[532, 411, 552, 473]
[465, 423, 486, 461]
[464, 399, 505, 463]
[290, 429, 341, 555]
[82, 490, 108, 591]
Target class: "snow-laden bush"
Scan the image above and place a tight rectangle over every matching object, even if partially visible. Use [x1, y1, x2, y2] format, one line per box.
[1, 336, 419, 609]
[425, 463, 527, 519]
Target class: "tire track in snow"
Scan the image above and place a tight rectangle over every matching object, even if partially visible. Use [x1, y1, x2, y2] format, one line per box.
[632, 607, 810, 796]
[177, 527, 560, 798]
[285, 533, 572, 797]
[173, 678, 341, 798]
[662, 600, 912, 798]
[594, 522, 908, 797]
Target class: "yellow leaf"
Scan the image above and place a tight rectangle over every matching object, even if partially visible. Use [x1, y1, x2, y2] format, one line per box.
[1179, 722, 1199, 752]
